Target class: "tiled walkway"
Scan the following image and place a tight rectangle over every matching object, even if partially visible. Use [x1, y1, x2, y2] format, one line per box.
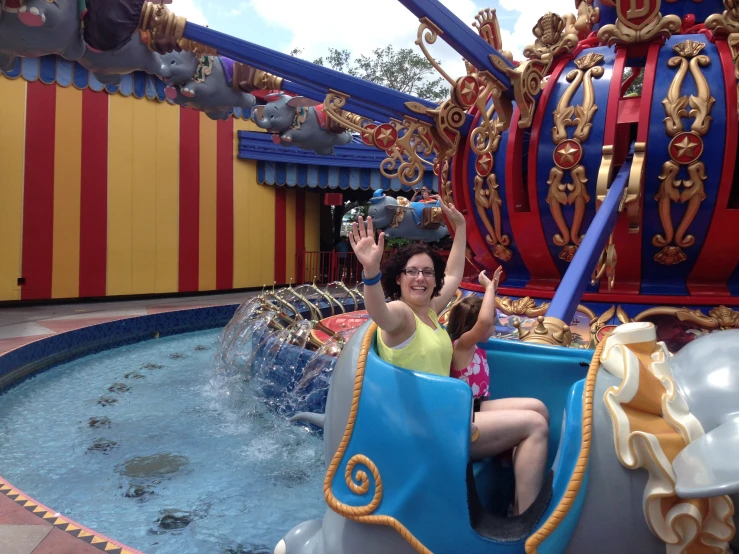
[0, 291, 256, 553]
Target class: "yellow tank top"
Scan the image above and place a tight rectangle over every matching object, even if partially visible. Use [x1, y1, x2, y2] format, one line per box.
[376, 309, 453, 377]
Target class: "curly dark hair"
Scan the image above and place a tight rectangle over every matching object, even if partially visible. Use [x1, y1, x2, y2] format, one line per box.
[380, 243, 446, 301]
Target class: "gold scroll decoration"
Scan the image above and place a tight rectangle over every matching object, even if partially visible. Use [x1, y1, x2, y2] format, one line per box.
[597, 0, 681, 46]
[474, 157, 513, 261]
[547, 52, 605, 262]
[634, 304, 739, 330]
[706, 1, 739, 115]
[600, 324, 735, 552]
[653, 40, 714, 266]
[139, 2, 187, 43]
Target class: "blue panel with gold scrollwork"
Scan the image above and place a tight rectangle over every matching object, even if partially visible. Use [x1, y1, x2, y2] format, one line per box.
[465, 98, 530, 287]
[641, 35, 726, 296]
[536, 46, 615, 289]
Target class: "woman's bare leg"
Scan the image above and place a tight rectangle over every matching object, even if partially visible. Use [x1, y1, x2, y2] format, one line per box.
[480, 397, 549, 423]
[470, 409, 549, 514]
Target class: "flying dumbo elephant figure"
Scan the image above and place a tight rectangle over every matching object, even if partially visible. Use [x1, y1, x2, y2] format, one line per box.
[76, 0, 168, 85]
[159, 50, 256, 120]
[275, 320, 737, 554]
[367, 189, 449, 242]
[251, 93, 353, 156]
[0, 0, 86, 67]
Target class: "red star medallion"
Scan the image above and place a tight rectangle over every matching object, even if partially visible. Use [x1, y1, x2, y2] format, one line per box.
[373, 124, 398, 149]
[669, 132, 703, 165]
[362, 124, 377, 146]
[455, 76, 480, 107]
[553, 139, 583, 170]
[476, 153, 494, 176]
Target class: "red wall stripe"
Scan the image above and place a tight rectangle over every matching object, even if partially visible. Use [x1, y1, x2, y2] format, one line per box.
[274, 187, 287, 284]
[295, 188, 306, 284]
[21, 81, 56, 300]
[216, 118, 234, 290]
[179, 107, 200, 292]
[687, 39, 738, 296]
[79, 88, 109, 298]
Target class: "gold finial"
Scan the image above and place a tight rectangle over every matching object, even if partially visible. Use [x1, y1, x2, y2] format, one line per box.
[514, 316, 572, 347]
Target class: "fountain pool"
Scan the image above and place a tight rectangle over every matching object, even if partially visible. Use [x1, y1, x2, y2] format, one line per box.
[0, 328, 327, 554]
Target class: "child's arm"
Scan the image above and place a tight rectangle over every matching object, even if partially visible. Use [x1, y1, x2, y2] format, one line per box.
[452, 268, 502, 369]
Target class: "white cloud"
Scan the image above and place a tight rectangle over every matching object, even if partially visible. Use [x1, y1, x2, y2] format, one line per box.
[246, 0, 480, 83]
[169, 0, 209, 25]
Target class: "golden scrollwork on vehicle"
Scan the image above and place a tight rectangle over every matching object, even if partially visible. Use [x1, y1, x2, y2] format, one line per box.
[496, 296, 550, 317]
[597, 0, 681, 46]
[474, 8, 504, 50]
[515, 316, 573, 347]
[653, 40, 713, 265]
[547, 53, 604, 262]
[572, 0, 601, 39]
[439, 159, 453, 205]
[588, 305, 631, 345]
[416, 18, 456, 87]
[634, 305, 739, 330]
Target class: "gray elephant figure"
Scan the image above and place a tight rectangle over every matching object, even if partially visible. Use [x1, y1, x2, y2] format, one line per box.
[251, 93, 353, 156]
[159, 50, 256, 120]
[367, 190, 449, 242]
[76, 0, 167, 85]
[275, 321, 736, 554]
[0, 0, 85, 64]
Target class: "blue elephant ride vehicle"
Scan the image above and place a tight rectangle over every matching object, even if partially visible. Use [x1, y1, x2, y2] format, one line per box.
[277, 319, 602, 554]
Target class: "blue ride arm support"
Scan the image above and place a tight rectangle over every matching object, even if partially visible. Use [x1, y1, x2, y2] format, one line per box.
[182, 23, 440, 125]
[395, 0, 514, 86]
[546, 152, 634, 325]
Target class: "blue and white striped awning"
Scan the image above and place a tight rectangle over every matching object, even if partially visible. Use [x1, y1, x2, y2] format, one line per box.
[1, 54, 249, 119]
[256, 160, 437, 192]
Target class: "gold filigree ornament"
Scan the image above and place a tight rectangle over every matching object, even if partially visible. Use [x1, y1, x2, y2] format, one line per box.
[514, 316, 573, 347]
[474, 162, 513, 261]
[597, 0, 681, 46]
[497, 296, 550, 317]
[634, 304, 739, 330]
[588, 305, 631, 346]
[653, 40, 714, 265]
[706, 0, 739, 116]
[572, 0, 601, 39]
[600, 323, 735, 552]
[591, 232, 618, 290]
[547, 53, 604, 261]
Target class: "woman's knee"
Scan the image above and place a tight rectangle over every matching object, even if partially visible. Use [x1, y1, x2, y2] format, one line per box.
[526, 412, 549, 440]
[530, 399, 549, 423]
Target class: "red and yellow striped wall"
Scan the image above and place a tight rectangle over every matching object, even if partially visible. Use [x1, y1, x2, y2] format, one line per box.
[0, 76, 319, 302]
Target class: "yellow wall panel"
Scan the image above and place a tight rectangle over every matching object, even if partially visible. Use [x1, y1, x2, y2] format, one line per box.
[130, 99, 158, 294]
[52, 86, 83, 299]
[107, 95, 135, 295]
[233, 119, 253, 288]
[285, 189, 296, 284]
[154, 102, 180, 293]
[0, 78, 26, 301]
[256, 183, 276, 286]
[304, 191, 321, 252]
[198, 113, 218, 291]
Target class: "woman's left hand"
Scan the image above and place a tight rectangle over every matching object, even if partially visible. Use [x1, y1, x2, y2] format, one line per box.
[440, 199, 466, 227]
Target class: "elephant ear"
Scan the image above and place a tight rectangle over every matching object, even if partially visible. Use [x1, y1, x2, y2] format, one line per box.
[264, 92, 284, 102]
[286, 96, 321, 108]
[673, 415, 739, 498]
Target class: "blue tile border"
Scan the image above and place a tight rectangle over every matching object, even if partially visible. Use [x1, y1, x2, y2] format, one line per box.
[0, 305, 239, 393]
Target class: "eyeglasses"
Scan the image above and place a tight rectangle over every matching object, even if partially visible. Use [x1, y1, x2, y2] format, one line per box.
[402, 268, 435, 278]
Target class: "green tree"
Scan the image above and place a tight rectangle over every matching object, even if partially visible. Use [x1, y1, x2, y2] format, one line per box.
[623, 68, 644, 97]
[306, 45, 449, 103]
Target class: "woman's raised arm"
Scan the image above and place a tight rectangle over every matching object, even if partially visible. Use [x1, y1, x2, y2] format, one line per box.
[431, 201, 467, 313]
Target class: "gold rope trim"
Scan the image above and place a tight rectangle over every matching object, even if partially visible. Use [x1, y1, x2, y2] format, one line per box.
[323, 322, 432, 554]
[524, 339, 605, 553]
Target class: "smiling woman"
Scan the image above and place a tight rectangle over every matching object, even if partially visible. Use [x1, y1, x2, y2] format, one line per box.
[348, 201, 467, 377]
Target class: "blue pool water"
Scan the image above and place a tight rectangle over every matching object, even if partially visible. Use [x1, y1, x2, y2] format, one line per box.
[0, 329, 326, 554]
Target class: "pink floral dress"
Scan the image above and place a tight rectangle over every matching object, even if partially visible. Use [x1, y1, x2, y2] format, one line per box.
[451, 344, 490, 399]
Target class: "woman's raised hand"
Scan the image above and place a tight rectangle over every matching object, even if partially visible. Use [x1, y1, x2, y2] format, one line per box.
[349, 216, 384, 275]
[440, 198, 466, 228]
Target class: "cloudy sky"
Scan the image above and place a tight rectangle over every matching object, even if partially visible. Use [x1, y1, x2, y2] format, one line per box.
[169, 0, 577, 81]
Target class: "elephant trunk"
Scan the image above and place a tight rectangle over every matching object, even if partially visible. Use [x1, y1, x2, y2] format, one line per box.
[251, 106, 271, 129]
